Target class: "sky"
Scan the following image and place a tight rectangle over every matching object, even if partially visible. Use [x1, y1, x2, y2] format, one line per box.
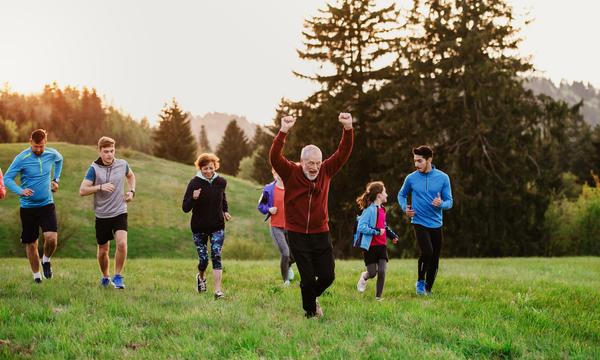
[1, 0, 598, 125]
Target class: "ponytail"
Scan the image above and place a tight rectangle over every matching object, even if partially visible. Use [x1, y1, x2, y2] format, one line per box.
[356, 181, 385, 210]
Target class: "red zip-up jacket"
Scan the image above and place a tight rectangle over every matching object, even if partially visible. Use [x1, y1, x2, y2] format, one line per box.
[269, 128, 354, 234]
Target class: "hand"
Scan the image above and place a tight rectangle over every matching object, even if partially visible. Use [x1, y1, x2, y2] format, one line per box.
[101, 183, 116, 193]
[379, 228, 385, 236]
[280, 116, 296, 133]
[432, 192, 442, 207]
[392, 237, 399, 245]
[51, 180, 59, 193]
[124, 191, 134, 203]
[21, 188, 34, 197]
[406, 205, 415, 218]
[268, 207, 278, 215]
[192, 188, 202, 199]
[224, 212, 232, 221]
[338, 112, 353, 129]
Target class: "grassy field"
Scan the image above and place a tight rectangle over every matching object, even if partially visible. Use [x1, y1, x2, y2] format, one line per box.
[1, 257, 598, 359]
[0, 143, 276, 259]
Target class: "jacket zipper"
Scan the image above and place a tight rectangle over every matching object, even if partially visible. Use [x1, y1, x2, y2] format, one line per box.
[306, 182, 314, 234]
[38, 157, 43, 174]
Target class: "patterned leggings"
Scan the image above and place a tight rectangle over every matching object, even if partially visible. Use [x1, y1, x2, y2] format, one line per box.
[193, 229, 225, 271]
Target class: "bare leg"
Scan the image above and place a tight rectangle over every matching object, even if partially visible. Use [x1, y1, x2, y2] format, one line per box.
[114, 230, 128, 275]
[97, 243, 110, 277]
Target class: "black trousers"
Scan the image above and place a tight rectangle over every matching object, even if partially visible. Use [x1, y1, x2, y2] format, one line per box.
[287, 231, 335, 315]
[413, 224, 443, 291]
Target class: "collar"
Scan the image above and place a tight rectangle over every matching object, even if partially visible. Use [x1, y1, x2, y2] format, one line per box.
[196, 171, 219, 184]
[95, 157, 115, 167]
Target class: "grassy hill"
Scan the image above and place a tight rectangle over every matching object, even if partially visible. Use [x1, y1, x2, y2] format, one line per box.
[0, 143, 276, 259]
[0, 257, 598, 358]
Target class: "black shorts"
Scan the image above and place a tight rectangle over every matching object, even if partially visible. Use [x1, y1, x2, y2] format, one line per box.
[95, 213, 128, 245]
[363, 245, 388, 266]
[20, 204, 58, 244]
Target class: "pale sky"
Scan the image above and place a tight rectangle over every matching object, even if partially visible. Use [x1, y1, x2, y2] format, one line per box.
[1, 0, 598, 125]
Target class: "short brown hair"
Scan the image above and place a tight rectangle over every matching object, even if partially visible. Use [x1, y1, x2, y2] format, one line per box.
[413, 145, 433, 159]
[30, 129, 47, 143]
[98, 136, 116, 149]
[195, 153, 220, 170]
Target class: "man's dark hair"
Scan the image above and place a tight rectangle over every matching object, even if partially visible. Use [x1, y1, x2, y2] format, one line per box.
[413, 145, 433, 159]
[30, 129, 47, 144]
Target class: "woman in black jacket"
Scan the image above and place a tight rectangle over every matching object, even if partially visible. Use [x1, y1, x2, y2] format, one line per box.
[182, 153, 231, 299]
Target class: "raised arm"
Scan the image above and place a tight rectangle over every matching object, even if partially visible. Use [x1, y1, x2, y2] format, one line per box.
[269, 116, 297, 181]
[323, 113, 354, 176]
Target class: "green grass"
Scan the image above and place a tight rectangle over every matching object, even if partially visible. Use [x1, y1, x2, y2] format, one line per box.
[1, 257, 598, 359]
[0, 143, 276, 259]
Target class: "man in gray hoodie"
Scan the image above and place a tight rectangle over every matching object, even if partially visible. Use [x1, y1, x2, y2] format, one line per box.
[79, 136, 136, 289]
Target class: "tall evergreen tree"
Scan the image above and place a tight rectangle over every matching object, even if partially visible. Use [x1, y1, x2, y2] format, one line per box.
[249, 125, 275, 185]
[153, 99, 197, 164]
[378, 0, 586, 256]
[198, 124, 212, 153]
[286, 0, 402, 256]
[215, 120, 250, 175]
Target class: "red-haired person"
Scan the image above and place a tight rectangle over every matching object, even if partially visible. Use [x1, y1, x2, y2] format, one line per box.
[182, 153, 232, 299]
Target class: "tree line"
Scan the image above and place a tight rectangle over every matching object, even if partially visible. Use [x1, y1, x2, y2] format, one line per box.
[2, 0, 599, 257]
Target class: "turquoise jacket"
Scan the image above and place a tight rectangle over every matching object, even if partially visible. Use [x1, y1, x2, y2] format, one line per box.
[353, 204, 398, 251]
[4, 147, 63, 208]
[397, 166, 452, 228]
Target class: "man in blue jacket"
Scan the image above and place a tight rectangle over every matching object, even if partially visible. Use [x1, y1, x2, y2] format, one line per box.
[5, 129, 63, 283]
[398, 145, 452, 295]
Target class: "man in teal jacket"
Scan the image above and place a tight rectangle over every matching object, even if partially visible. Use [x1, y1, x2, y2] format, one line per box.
[5, 129, 63, 283]
[398, 145, 452, 295]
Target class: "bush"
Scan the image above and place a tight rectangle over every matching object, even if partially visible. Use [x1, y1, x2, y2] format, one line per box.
[545, 183, 600, 255]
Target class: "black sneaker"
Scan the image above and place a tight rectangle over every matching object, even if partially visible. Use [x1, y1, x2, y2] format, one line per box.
[42, 262, 53, 279]
[197, 273, 207, 293]
[34, 278, 42, 284]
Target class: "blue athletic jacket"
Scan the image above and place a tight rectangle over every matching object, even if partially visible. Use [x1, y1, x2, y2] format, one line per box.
[257, 181, 276, 221]
[353, 204, 398, 251]
[4, 147, 63, 208]
[397, 166, 452, 229]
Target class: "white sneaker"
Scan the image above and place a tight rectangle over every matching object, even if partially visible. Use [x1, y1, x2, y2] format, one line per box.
[283, 280, 290, 287]
[287, 267, 295, 281]
[357, 271, 368, 293]
[376, 297, 384, 302]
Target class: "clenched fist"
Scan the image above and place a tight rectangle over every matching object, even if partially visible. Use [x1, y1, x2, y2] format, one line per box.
[280, 116, 296, 133]
[338, 113, 353, 129]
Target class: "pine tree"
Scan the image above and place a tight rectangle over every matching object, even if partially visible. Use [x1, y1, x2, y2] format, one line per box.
[215, 120, 250, 175]
[153, 99, 197, 164]
[379, 0, 586, 256]
[249, 125, 275, 185]
[198, 124, 212, 153]
[287, 0, 402, 255]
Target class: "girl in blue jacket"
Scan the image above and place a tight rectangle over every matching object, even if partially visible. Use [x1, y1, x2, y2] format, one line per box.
[354, 181, 398, 301]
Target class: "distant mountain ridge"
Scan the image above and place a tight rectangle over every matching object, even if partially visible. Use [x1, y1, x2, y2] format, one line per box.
[525, 77, 600, 127]
[189, 112, 258, 150]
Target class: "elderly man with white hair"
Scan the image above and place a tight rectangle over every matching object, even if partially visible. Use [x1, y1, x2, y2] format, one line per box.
[269, 113, 354, 318]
